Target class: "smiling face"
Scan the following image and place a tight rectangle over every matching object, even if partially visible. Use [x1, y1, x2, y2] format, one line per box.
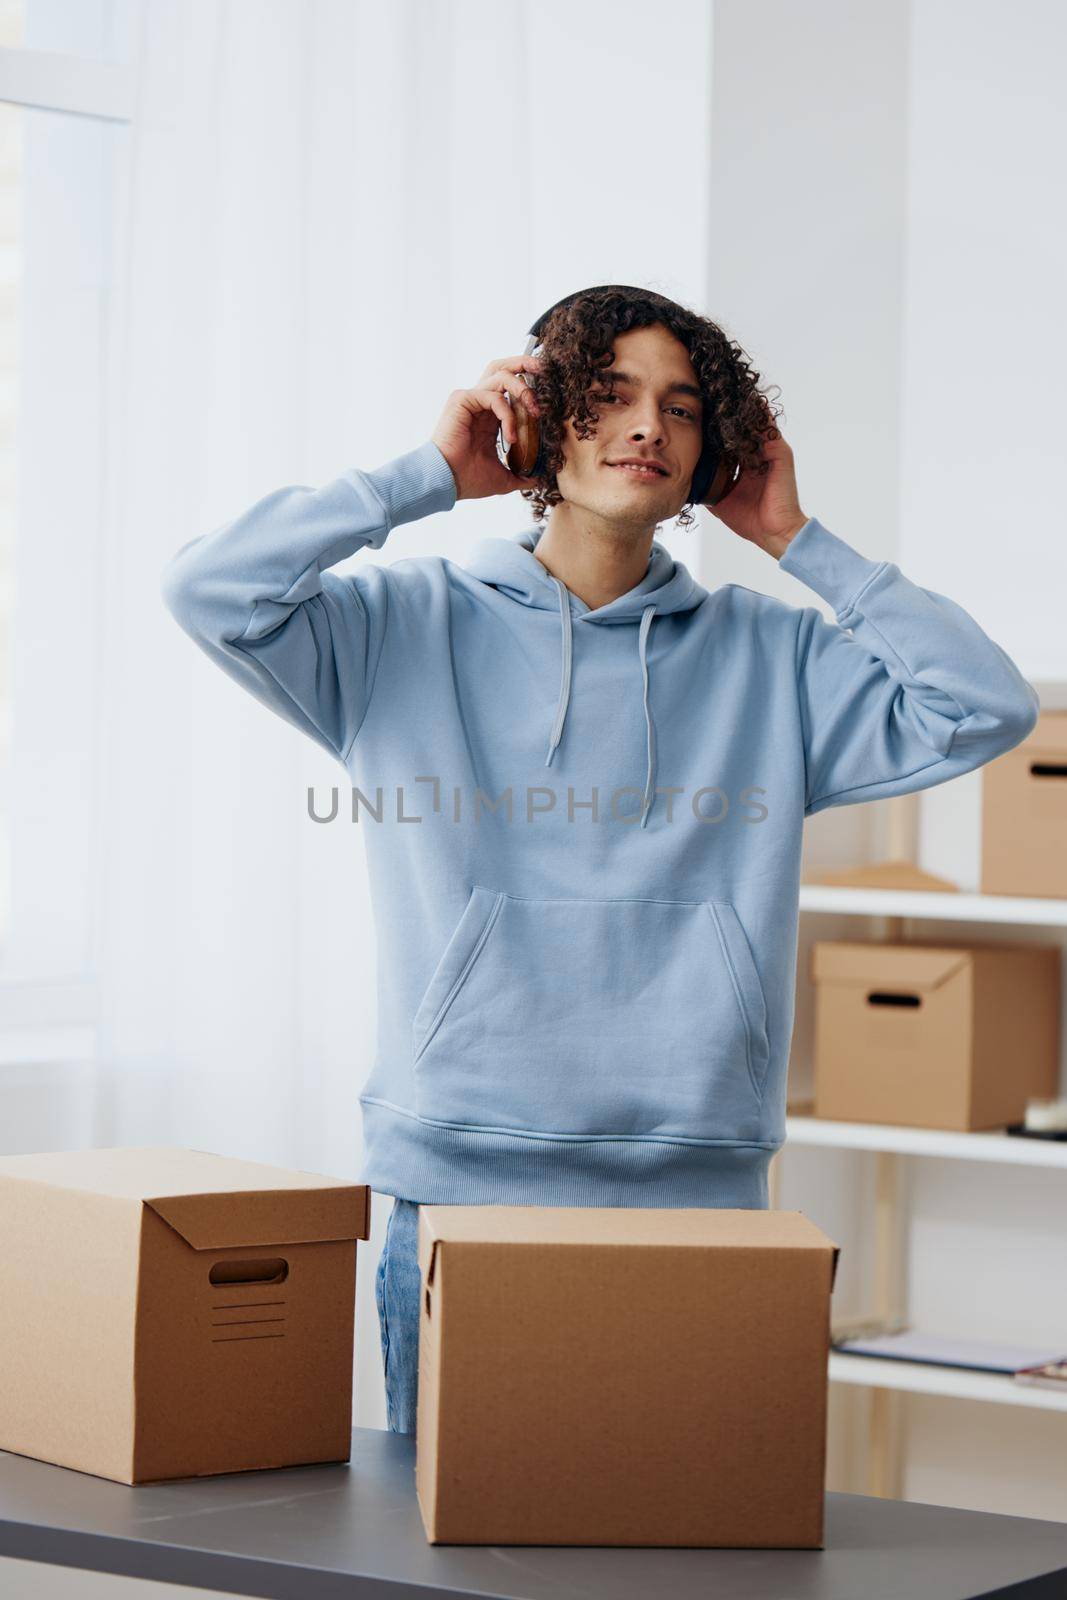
[554, 322, 705, 529]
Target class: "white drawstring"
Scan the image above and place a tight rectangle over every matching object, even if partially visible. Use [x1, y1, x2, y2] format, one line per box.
[544, 577, 658, 828]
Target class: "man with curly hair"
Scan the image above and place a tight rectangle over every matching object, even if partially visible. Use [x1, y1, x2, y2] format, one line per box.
[161, 285, 1039, 1437]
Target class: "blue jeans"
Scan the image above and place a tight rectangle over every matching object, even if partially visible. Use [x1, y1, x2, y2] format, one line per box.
[374, 1197, 422, 1435]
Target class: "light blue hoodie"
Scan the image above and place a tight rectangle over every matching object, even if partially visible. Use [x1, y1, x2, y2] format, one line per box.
[161, 439, 1039, 1208]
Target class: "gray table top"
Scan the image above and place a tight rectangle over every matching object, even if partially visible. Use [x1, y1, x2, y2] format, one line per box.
[1, 1427, 1067, 1600]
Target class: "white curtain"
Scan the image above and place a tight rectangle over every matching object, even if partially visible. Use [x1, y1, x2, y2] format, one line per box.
[86, 0, 713, 1424]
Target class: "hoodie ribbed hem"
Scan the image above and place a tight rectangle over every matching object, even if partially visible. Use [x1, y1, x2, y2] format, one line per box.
[358, 1097, 775, 1208]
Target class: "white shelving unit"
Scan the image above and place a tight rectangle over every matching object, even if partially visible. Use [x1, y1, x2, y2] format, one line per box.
[798, 883, 1067, 928]
[781, 878, 1067, 1491]
[828, 1353, 1067, 1414]
[787, 1113, 1067, 1170]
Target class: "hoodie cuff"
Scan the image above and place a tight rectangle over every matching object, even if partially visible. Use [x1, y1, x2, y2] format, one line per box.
[777, 516, 889, 621]
[356, 439, 458, 542]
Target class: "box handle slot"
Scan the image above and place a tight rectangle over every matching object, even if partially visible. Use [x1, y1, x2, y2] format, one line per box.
[866, 991, 921, 1008]
[1030, 762, 1067, 778]
[209, 1257, 289, 1286]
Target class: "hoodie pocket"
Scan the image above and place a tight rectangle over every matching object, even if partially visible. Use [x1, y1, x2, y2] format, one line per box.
[410, 885, 771, 1143]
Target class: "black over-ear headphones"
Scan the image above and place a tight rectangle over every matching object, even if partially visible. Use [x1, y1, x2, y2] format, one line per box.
[499, 283, 741, 508]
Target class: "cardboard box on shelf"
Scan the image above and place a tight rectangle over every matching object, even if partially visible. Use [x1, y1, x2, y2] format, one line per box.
[415, 1204, 840, 1549]
[811, 940, 1060, 1130]
[0, 1146, 370, 1485]
[981, 710, 1067, 898]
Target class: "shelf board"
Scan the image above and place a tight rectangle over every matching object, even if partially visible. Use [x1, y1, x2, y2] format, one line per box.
[785, 1115, 1067, 1168]
[829, 1351, 1067, 1411]
[798, 883, 1067, 926]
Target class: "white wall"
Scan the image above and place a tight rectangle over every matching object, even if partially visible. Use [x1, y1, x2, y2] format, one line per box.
[708, 0, 1067, 1517]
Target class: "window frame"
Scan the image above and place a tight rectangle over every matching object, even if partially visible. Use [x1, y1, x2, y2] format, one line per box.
[0, 37, 134, 1056]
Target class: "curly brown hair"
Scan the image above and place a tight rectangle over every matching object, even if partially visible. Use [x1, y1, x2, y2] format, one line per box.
[519, 285, 783, 531]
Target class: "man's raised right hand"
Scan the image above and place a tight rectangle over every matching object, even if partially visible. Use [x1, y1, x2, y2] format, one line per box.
[431, 354, 543, 501]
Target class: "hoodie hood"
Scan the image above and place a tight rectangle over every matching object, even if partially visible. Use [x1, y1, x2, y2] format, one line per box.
[464, 524, 707, 829]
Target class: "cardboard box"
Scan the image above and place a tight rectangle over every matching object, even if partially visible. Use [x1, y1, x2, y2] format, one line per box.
[415, 1205, 839, 1548]
[0, 1146, 370, 1484]
[812, 940, 1060, 1129]
[981, 711, 1067, 898]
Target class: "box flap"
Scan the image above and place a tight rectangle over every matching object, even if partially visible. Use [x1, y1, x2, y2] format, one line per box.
[419, 1205, 837, 1254]
[418, 1206, 440, 1285]
[812, 941, 971, 992]
[0, 1148, 370, 1246]
[803, 861, 960, 894]
[146, 1186, 368, 1249]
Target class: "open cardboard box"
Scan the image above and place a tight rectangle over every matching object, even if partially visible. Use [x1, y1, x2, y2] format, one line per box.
[415, 1204, 840, 1548]
[0, 1146, 370, 1484]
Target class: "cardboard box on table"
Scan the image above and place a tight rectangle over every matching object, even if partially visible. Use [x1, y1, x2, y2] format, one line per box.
[981, 711, 1067, 897]
[0, 1147, 370, 1485]
[415, 1204, 840, 1548]
[811, 940, 1060, 1129]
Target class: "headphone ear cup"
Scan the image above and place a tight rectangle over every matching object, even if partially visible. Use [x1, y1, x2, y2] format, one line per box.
[688, 441, 717, 507]
[505, 400, 541, 477]
[531, 418, 545, 480]
[689, 433, 743, 507]
[702, 450, 741, 507]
